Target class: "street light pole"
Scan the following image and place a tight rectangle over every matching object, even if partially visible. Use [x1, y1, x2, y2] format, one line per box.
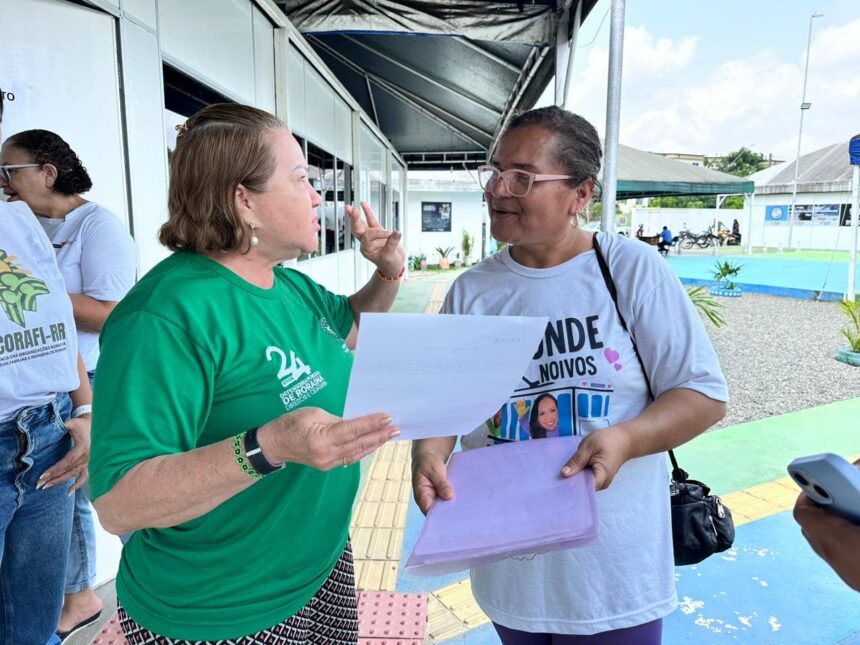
[787, 12, 823, 251]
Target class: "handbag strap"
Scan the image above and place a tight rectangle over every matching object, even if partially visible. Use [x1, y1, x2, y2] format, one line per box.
[591, 232, 689, 483]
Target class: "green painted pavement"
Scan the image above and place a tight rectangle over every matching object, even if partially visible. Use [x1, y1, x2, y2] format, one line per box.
[673, 397, 860, 494]
[687, 247, 860, 263]
[391, 271, 463, 313]
[391, 277, 439, 313]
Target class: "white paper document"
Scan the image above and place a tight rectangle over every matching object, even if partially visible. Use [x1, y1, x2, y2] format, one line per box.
[343, 313, 548, 440]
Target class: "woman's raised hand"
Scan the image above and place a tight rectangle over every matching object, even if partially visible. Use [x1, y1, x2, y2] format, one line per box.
[346, 201, 404, 278]
[258, 407, 399, 471]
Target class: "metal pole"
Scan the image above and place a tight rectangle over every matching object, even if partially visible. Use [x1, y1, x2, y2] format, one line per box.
[746, 192, 755, 255]
[562, 1, 583, 108]
[601, 0, 626, 233]
[787, 12, 822, 251]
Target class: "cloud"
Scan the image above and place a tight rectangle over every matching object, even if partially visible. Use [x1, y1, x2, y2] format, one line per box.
[808, 17, 860, 66]
[622, 26, 699, 77]
[565, 19, 860, 159]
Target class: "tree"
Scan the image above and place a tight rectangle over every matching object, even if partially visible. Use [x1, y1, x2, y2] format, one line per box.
[648, 195, 716, 209]
[587, 201, 621, 223]
[705, 147, 767, 177]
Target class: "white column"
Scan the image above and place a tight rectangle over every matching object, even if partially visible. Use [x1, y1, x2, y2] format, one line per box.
[601, 0, 626, 233]
[118, 15, 170, 274]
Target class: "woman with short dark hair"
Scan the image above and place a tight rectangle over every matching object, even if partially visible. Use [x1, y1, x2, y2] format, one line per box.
[412, 106, 728, 644]
[1, 128, 137, 640]
[88, 102, 405, 643]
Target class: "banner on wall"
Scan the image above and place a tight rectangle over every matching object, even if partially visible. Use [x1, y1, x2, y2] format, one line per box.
[765, 205, 789, 224]
[421, 202, 452, 232]
[766, 204, 849, 226]
[810, 204, 841, 226]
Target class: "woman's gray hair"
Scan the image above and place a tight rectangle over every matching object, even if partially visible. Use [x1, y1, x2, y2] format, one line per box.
[505, 106, 603, 200]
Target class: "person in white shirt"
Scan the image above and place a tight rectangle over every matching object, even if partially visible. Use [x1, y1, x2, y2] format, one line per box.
[0, 90, 93, 645]
[0, 127, 135, 640]
[411, 106, 728, 644]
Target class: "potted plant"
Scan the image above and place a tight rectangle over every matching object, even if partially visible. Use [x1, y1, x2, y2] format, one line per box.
[835, 299, 860, 367]
[436, 246, 454, 270]
[710, 260, 743, 298]
[408, 253, 427, 272]
[461, 229, 474, 267]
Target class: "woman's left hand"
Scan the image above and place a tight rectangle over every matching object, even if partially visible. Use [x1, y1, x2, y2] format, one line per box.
[346, 202, 404, 277]
[560, 425, 632, 491]
[38, 415, 91, 493]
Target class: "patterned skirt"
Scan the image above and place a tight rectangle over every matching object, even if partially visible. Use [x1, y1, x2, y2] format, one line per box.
[118, 541, 359, 644]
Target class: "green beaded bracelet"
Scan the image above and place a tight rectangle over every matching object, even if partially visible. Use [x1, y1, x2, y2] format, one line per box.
[232, 432, 264, 480]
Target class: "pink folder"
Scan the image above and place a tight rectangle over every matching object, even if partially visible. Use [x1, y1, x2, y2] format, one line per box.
[405, 436, 598, 576]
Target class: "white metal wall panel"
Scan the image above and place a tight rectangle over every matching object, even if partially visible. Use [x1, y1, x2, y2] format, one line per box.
[120, 0, 157, 30]
[252, 7, 276, 112]
[286, 45, 306, 137]
[1, 0, 128, 227]
[119, 18, 170, 274]
[304, 65, 335, 154]
[334, 96, 353, 166]
[158, 0, 255, 103]
[360, 124, 386, 177]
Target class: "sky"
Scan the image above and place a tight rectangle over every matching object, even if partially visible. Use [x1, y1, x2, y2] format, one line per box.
[535, 0, 860, 161]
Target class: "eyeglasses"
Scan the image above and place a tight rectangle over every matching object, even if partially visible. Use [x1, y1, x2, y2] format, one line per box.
[477, 164, 573, 197]
[0, 164, 41, 183]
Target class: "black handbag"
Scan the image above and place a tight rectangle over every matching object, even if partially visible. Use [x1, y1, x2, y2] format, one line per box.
[592, 233, 735, 566]
[668, 452, 735, 565]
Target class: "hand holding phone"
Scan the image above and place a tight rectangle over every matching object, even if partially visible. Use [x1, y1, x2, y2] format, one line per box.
[790, 453, 860, 592]
[788, 453, 860, 524]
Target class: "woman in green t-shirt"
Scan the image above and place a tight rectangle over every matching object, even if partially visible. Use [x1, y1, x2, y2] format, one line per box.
[89, 103, 405, 643]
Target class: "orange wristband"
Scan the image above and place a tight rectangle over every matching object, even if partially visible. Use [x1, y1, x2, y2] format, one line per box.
[376, 266, 405, 282]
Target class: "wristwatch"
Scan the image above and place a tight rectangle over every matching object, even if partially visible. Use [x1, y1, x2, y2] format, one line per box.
[243, 427, 285, 475]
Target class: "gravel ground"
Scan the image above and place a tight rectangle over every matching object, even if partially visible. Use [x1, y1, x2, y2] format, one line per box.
[703, 293, 860, 429]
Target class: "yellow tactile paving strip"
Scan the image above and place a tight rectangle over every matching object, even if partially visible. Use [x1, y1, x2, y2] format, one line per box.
[432, 580, 491, 638]
[425, 280, 448, 314]
[721, 477, 802, 526]
[350, 440, 411, 592]
[351, 278, 487, 641]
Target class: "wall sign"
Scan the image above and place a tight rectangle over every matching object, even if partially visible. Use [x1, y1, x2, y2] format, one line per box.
[421, 202, 452, 232]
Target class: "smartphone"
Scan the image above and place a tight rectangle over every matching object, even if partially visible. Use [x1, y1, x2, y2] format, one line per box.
[787, 453, 860, 524]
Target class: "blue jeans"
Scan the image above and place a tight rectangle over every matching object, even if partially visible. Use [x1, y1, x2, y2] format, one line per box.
[64, 371, 96, 594]
[0, 395, 74, 645]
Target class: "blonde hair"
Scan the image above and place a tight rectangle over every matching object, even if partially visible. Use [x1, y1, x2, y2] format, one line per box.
[159, 103, 284, 253]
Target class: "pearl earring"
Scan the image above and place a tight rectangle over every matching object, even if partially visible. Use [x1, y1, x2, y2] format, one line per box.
[249, 221, 259, 247]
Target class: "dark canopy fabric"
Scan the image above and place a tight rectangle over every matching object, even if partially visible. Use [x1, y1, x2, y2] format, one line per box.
[284, 0, 562, 45]
[280, 0, 599, 169]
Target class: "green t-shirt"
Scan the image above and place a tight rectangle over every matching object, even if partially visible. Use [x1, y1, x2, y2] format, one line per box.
[89, 252, 357, 640]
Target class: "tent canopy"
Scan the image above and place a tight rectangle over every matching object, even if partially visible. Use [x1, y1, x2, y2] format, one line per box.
[616, 144, 754, 198]
[749, 141, 852, 195]
[280, 0, 599, 169]
[405, 143, 756, 199]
